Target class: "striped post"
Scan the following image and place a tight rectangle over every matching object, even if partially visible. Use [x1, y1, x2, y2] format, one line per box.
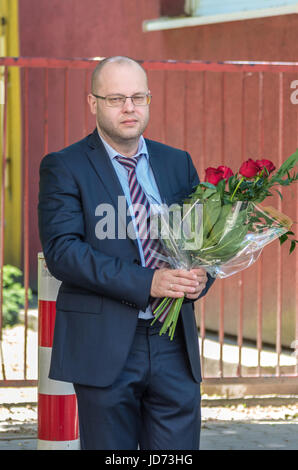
[37, 252, 80, 450]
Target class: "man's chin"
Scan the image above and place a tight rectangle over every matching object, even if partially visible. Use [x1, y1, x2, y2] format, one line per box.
[119, 128, 143, 141]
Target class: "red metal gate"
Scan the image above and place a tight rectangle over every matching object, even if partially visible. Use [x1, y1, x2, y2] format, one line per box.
[0, 57, 297, 394]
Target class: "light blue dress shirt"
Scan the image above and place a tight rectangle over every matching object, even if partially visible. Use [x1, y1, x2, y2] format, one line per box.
[98, 132, 162, 319]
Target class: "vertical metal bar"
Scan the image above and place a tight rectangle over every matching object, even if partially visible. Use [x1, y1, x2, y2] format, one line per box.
[221, 72, 225, 164]
[258, 71, 265, 157]
[219, 282, 224, 378]
[162, 70, 168, 143]
[237, 72, 246, 377]
[237, 277, 244, 377]
[257, 71, 264, 376]
[64, 68, 69, 147]
[163, 70, 167, 142]
[257, 261, 263, 376]
[219, 72, 225, 378]
[23, 67, 30, 380]
[201, 71, 206, 177]
[295, 196, 298, 376]
[84, 69, 89, 137]
[296, 97, 298, 376]
[276, 72, 284, 377]
[200, 298, 206, 378]
[0, 66, 8, 380]
[183, 71, 187, 149]
[44, 68, 48, 155]
[200, 71, 206, 378]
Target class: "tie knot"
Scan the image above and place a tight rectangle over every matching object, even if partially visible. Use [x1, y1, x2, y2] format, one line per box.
[116, 155, 138, 172]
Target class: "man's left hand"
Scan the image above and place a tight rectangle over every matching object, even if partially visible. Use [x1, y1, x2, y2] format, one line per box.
[185, 268, 208, 300]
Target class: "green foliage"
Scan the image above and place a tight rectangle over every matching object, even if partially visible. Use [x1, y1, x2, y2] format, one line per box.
[1, 265, 32, 328]
[230, 149, 298, 204]
[192, 150, 298, 253]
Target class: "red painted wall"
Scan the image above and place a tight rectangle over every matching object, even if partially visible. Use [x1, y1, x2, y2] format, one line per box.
[18, 0, 298, 346]
[19, 0, 298, 61]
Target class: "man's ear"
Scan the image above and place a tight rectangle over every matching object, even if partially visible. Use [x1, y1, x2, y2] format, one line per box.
[87, 93, 97, 115]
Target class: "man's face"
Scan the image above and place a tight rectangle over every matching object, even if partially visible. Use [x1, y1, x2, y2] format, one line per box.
[88, 62, 150, 151]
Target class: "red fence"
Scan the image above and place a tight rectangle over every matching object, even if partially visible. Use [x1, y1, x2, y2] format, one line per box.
[0, 57, 297, 394]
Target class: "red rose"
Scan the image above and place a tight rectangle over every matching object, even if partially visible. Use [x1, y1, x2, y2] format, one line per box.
[239, 159, 260, 178]
[256, 159, 276, 174]
[217, 165, 234, 180]
[205, 167, 224, 185]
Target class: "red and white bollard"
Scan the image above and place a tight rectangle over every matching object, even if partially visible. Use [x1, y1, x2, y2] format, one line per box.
[37, 252, 80, 450]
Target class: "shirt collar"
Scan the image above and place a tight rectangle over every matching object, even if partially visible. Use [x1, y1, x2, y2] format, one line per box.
[97, 130, 149, 161]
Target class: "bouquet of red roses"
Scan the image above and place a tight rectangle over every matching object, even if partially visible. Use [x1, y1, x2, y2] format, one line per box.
[150, 150, 298, 339]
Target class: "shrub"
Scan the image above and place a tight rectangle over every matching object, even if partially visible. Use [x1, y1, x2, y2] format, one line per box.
[1, 265, 32, 328]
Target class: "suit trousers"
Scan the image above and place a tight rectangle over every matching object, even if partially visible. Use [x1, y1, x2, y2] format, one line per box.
[73, 318, 201, 450]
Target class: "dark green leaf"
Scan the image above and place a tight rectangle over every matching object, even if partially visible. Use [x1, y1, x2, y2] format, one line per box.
[203, 204, 235, 247]
[269, 149, 298, 183]
[202, 187, 218, 199]
[201, 223, 249, 262]
[202, 193, 222, 239]
[200, 182, 217, 190]
[279, 234, 288, 245]
[274, 188, 283, 200]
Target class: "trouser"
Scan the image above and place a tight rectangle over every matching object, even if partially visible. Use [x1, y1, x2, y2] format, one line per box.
[73, 317, 201, 450]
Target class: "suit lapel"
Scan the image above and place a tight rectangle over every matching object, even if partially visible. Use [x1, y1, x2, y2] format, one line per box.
[145, 139, 172, 204]
[85, 129, 125, 208]
[85, 129, 138, 249]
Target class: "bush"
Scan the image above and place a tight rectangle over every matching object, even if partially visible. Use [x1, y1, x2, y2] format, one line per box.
[2, 265, 32, 328]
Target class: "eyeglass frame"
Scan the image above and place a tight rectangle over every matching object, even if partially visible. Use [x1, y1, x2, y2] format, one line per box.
[91, 92, 152, 107]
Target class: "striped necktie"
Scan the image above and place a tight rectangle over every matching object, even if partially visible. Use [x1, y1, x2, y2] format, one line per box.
[116, 155, 174, 320]
[116, 155, 161, 268]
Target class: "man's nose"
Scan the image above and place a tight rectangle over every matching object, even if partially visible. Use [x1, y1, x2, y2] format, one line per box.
[122, 97, 135, 111]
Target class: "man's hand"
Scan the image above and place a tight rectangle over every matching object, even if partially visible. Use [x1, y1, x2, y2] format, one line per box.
[150, 268, 208, 300]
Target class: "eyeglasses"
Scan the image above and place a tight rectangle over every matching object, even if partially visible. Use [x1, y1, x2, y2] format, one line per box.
[92, 92, 152, 107]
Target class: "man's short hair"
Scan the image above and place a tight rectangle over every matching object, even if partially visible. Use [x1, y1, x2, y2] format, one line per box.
[91, 56, 147, 93]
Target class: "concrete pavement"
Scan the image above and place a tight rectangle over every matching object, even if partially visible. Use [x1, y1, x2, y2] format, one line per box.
[0, 388, 297, 450]
[1, 421, 297, 450]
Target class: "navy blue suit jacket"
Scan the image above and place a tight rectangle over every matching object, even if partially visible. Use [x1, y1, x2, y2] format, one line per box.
[38, 129, 214, 387]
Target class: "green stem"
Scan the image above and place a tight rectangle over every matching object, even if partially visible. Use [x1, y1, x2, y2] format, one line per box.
[151, 295, 184, 339]
[230, 176, 245, 202]
[151, 297, 171, 325]
[169, 297, 184, 340]
[159, 303, 176, 335]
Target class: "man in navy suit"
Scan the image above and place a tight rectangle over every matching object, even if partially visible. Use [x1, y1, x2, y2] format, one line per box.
[38, 56, 214, 450]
